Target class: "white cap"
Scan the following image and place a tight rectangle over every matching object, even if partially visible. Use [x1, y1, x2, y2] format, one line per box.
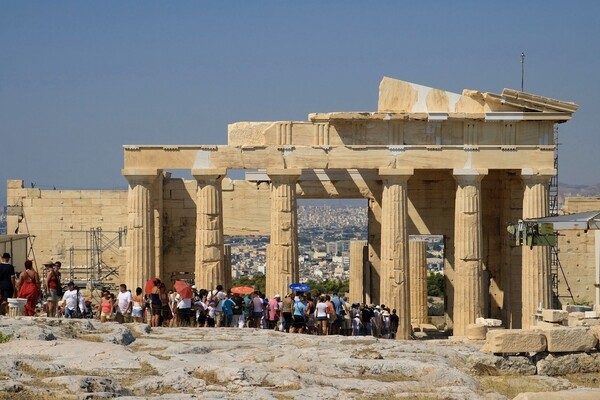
[274, 294, 281, 298]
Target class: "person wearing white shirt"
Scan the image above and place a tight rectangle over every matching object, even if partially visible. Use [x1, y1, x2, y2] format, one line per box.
[116, 284, 132, 323]
[62, 281, 86, 318]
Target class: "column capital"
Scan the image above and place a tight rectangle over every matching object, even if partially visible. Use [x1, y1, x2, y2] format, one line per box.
[378, 168, 414, 177]
[453, 168, 488, 177]
[191, 168, 227, 181]
[521, 168, 555, 184]
[122, 168, 160, 184]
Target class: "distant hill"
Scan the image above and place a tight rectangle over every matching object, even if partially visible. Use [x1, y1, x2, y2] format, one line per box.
[559, 182, 600, 202]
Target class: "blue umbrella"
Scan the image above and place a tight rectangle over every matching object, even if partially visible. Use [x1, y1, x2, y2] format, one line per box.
[289, 283, 311, 292]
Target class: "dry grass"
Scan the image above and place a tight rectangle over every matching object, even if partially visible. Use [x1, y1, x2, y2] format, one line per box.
[119, 360, 158, 387]
[149, 352, 171, 360]
[272, 382, 302, 392]
[565, 373, 600, 388]
[192, 369, 220, 385]
[479, 376, 554, 398]
[16, 362, 62, 378]
[77, 334, 103, 343]
[359, 372, 414, 382]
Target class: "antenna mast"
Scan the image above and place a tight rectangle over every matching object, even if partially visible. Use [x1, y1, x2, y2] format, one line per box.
[520, 52, 525, 92]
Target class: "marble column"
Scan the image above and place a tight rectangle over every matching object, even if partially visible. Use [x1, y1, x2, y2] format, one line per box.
[349, 240, 368, 304]
[521, 172, 552, 329]
[453, 169, 486, 337]
[193, 169, 227, 290]
[409, 240, 428, 325]
[122, 169, 159, 291]
[266, 169, 301, 298]
[223, 244, 232, 291]
[379, 168, 412, 340]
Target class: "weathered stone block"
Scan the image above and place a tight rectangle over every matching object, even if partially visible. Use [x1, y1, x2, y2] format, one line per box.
[482, 329, 546, 353]
[584, 311, 597, 319]
[541, 327, 598, 352]
[466, 323, 487, 340]
[542, 309, 568, 323]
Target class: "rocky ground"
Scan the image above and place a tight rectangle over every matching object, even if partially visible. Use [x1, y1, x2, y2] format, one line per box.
[1, 317, 600, 399]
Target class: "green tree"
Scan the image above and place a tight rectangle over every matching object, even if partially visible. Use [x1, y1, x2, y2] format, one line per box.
[231, 273, 266, 293]
[427, 273, 445, 297]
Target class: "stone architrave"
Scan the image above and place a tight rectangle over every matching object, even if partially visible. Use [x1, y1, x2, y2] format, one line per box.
[122, 168, 159, 291]
[453, 169, 487, 337]
[266, 169, 301, 298]
[409, 240, 428, 325]
[379, 168, 412, 340]
[349, 240, 368, 304]
[521, 171, 552, 329]
[193, 169, 227, 290]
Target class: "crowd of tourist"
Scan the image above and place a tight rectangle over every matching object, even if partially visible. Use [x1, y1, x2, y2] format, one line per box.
[0, 254, 399, 339]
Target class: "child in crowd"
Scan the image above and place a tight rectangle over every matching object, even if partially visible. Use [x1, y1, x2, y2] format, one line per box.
[352, 313, 362, 336]
[207, 300, 216, 327]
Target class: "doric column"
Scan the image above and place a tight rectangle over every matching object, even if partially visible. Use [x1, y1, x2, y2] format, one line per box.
[349, 240, 368, 304]
[266, 169, 301, 298]
[379, 168, 412, 340]
[409, 240, 428, 325]
[521, 171, 552, 329]
[193, 169, 227, 290]
[453, 169, 487, 336]
[223, 244, 232, 291]
[122, 168, 160, 291]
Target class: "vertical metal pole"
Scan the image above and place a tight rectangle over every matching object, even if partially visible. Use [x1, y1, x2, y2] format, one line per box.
[520, 52, 525, 92]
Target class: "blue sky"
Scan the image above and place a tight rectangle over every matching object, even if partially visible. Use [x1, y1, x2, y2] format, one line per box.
[1, 1, 599, 205]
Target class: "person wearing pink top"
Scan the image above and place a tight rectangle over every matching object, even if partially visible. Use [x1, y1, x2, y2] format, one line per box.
[267, 294, 281, 330]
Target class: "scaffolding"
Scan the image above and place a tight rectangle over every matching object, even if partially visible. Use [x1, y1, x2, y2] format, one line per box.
[548, 123, 574, 308]
[67, 227, 127, 293]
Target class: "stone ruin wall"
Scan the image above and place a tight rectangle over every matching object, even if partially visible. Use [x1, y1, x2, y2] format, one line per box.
[6, 178, 271, 285]
[557, 197, 600, 306]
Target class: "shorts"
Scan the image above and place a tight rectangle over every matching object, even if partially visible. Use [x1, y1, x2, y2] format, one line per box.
[132, 308, 143, 318]
[101, 311, 113, 320]
[252, 311, 263, 319]
[47, 288, 59, 302]
[293, 314, 305, 329]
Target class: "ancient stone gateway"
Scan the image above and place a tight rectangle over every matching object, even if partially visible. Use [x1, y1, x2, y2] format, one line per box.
[122, 77, 578, 338]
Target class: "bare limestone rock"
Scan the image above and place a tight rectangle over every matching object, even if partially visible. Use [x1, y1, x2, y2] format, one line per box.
[513, 389, 600, 399]
[536, 352, 600, 376]
[466, 353, 537, 376]
[482, 330, 547, 353]
[540, 327, 598, 352]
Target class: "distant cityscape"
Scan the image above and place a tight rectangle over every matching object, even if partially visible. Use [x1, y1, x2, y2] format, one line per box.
[227, 204, 444, 283]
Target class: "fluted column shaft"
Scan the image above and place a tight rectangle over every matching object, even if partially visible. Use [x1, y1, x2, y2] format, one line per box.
[349, 240, 368, 304]
[193, 169, 226, 290]
[410, 240, 428, 325]
[123, 169, 159, 291]
[453, 170, 486, 336]
[223, 245, 232, 291]
[379, 169, 412, 340]
[267, 170, 301, 298]
[521, 173, 552, 329]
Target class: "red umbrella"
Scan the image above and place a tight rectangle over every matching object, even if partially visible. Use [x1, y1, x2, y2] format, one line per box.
[230, 286, 255, 295]
[145, 277, 161, 295]
[173, 280, 194, 299]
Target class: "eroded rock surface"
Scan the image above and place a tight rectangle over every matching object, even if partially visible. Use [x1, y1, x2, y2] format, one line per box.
[1, 316, 600, 399]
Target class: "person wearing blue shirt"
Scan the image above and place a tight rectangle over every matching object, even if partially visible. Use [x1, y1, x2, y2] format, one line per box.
[221, 294, 235, 327]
